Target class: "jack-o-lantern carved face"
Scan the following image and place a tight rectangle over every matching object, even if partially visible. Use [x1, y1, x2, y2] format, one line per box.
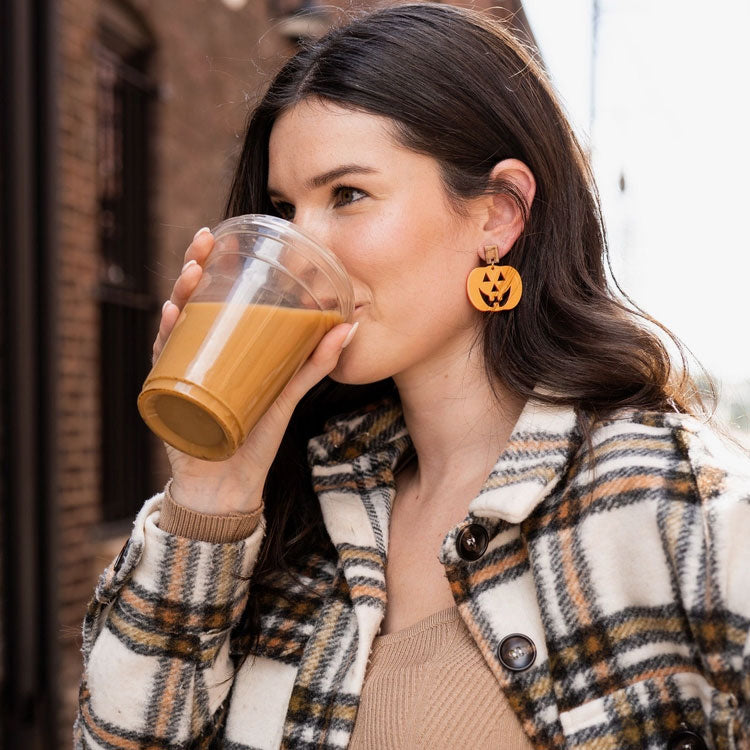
[466, 264, 522, 311]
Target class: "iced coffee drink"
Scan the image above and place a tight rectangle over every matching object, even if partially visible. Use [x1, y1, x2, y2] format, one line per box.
[138, 215, 353, 460]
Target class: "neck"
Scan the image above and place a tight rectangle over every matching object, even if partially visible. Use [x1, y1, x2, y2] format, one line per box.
[392, 338, 527, 510]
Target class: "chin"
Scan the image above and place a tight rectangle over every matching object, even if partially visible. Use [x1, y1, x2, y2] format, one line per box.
[328, 367, 381, 386]
[329, 350, 392, 386]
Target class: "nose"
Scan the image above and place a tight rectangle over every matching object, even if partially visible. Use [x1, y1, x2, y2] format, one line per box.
[289, 206, 354, 278]
[290, 208, 329, 249]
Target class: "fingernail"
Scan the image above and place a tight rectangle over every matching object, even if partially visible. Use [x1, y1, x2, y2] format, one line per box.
[341, 322, 359, 349]
[181, 259, 197, 273]
[193, 226, 211, 241]
[162, 300, 170, 313]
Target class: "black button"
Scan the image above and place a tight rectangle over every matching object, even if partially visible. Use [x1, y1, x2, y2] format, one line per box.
[667, 729, 707, 750]
[456, 523, 489, 561]
[113, 540, 129, 573]
[498, 633, 536, 671]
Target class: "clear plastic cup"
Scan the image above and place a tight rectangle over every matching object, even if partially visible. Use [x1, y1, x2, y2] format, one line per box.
[138, 214, 354, 460]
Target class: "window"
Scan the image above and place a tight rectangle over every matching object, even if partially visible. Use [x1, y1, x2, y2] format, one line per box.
[95, 1, 156, 522]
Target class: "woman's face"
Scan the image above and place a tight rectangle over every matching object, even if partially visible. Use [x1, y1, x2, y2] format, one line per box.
[267, 98, 487, 385]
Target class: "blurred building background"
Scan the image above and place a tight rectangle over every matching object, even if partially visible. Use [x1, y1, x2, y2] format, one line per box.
[522, 0, 750, 444]
[0, 1, 531, 746]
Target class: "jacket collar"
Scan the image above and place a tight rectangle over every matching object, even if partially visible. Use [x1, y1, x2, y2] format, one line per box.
[469, 394, 581, 523]
[307, 386, 582, 537]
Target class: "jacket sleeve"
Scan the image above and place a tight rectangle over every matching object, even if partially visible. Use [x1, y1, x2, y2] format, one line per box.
[73, 490, 266, 749]
[667, 417, 750, 742]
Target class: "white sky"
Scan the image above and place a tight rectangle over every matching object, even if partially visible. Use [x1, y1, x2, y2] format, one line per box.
[522, 0, 750, 384]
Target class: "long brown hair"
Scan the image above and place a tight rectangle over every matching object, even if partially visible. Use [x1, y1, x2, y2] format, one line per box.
[224, 3, 713, 651]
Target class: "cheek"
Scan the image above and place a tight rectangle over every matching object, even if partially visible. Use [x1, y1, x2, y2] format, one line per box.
[330, 300, 478, 385]
[330, 185, 478, 325]
[349, 205, 466, 289]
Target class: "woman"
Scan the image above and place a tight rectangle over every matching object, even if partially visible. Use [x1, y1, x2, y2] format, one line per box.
[75, 4, 750, 749]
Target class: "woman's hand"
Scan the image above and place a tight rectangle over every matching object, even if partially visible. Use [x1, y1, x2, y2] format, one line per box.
[152, 227, 358, 515]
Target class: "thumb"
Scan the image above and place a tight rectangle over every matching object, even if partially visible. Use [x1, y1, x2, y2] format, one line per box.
[246, 322, 359, 456]
[274, 322, 359, 414]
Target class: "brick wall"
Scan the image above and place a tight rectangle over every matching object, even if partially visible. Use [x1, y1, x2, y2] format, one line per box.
[56, 0, 283, 742]
[56, 0, 101, 740]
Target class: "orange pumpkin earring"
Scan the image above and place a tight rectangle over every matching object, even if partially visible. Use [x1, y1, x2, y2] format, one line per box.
[466, 245, 522, 312]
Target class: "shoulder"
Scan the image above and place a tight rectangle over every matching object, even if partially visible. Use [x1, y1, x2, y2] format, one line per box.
[579, 407, 750, 502]
[559, 407, 750, 611]
[557, 405, 750, 561]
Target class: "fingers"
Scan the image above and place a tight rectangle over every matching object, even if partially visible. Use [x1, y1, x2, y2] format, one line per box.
[169, 260, 203, 308]
[152, 301, 180, 364]
[184, 227, 214, 266]
[152, 227, 214, 364]
[172, 228, 213, 307]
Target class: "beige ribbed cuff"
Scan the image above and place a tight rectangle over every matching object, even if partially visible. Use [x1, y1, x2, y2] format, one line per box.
[158, 479, 264, 543]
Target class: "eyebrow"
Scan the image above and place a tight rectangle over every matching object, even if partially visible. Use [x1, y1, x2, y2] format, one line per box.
[267, 164, 379, 198]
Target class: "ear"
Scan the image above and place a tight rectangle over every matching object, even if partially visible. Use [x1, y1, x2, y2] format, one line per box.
[482, 159, 536, 258]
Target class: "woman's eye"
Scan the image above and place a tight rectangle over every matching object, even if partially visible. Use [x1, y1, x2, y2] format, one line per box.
[273, 201, 295, 221]
[333, 186, 366, 208]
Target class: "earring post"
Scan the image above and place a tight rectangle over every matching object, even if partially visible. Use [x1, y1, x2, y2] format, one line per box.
[483, 245, 500, 264]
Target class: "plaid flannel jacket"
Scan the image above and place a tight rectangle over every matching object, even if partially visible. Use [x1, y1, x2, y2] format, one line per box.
[75, 394, 750, 749]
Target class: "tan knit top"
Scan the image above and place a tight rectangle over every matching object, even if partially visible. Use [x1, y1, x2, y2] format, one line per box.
[159, 485, 534, 749]
[349, 605, 533, 749]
